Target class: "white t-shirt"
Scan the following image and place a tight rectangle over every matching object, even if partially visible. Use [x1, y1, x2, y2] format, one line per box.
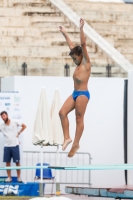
[0, 120, 22, 147]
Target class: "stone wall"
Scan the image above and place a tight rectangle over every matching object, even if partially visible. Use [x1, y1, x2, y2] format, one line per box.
[0, 0, 132, 77]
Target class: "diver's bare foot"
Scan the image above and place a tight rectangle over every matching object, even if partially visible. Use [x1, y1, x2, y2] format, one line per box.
[62, 138, 72, 151]
[67, 145, 80, 157]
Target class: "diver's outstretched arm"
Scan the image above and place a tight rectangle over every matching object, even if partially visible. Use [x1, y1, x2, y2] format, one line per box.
[80, 19, 90, 65]
[59, 26, 75, 50]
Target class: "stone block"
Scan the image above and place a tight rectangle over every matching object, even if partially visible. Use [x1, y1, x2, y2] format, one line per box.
[64, 1, 133, 12]
[0, 7, 57, 17]
[0, 0, 3, 7]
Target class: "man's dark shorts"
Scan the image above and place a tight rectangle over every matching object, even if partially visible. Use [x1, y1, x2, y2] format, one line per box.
[3, 145, 20, 163]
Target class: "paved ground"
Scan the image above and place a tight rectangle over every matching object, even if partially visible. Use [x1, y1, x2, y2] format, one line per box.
[0, 196, 110, 200]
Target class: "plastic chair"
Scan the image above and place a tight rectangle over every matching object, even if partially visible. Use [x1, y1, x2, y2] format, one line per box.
[34, 163, 55, 196]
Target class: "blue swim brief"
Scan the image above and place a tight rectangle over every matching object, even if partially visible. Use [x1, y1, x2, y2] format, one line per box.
[72, 90, 90, 101]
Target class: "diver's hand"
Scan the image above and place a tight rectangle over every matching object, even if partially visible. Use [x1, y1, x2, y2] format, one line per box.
[59, 26, 65, 34]
[80, 18, 84, 29]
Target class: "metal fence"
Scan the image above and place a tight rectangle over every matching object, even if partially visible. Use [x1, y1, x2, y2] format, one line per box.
[22, 151, 92, 186]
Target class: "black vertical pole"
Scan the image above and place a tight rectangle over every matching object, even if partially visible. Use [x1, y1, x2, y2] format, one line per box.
[106, 64, 112, 77]
[22, 62, 27, 76]
[123, 80, 128, 185]
[64, 64, 70, 77]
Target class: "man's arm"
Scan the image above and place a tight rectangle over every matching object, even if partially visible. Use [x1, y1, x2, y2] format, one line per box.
[16, 123, 26, 137]
[80, 19, 90, 69]
[59, 26, 75, 50]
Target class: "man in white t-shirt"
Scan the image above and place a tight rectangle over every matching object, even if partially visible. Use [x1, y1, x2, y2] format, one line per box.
[0, 111, 26, 183]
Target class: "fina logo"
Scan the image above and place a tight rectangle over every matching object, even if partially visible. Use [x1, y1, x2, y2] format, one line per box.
[0, 185, 19, 195]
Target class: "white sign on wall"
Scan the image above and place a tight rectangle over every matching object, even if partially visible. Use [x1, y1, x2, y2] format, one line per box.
[0, 92, 23, 177]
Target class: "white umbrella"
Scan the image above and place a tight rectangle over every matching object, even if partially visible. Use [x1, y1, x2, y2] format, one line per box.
[32, 87, 53, 197]
[32, 87, 53, 146]
[50, 88, 64, 145]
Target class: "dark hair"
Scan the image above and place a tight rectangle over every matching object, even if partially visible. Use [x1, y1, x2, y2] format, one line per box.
[0, 111, 8, 116]
[69, 46, 82, 56]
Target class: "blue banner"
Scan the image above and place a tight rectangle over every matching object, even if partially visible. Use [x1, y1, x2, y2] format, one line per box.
[0, 182, 44, 196]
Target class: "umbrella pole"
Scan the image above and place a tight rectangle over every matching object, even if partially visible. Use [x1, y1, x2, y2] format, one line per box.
[39, 143, 44, 197]
[56, 145, 60, 196]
